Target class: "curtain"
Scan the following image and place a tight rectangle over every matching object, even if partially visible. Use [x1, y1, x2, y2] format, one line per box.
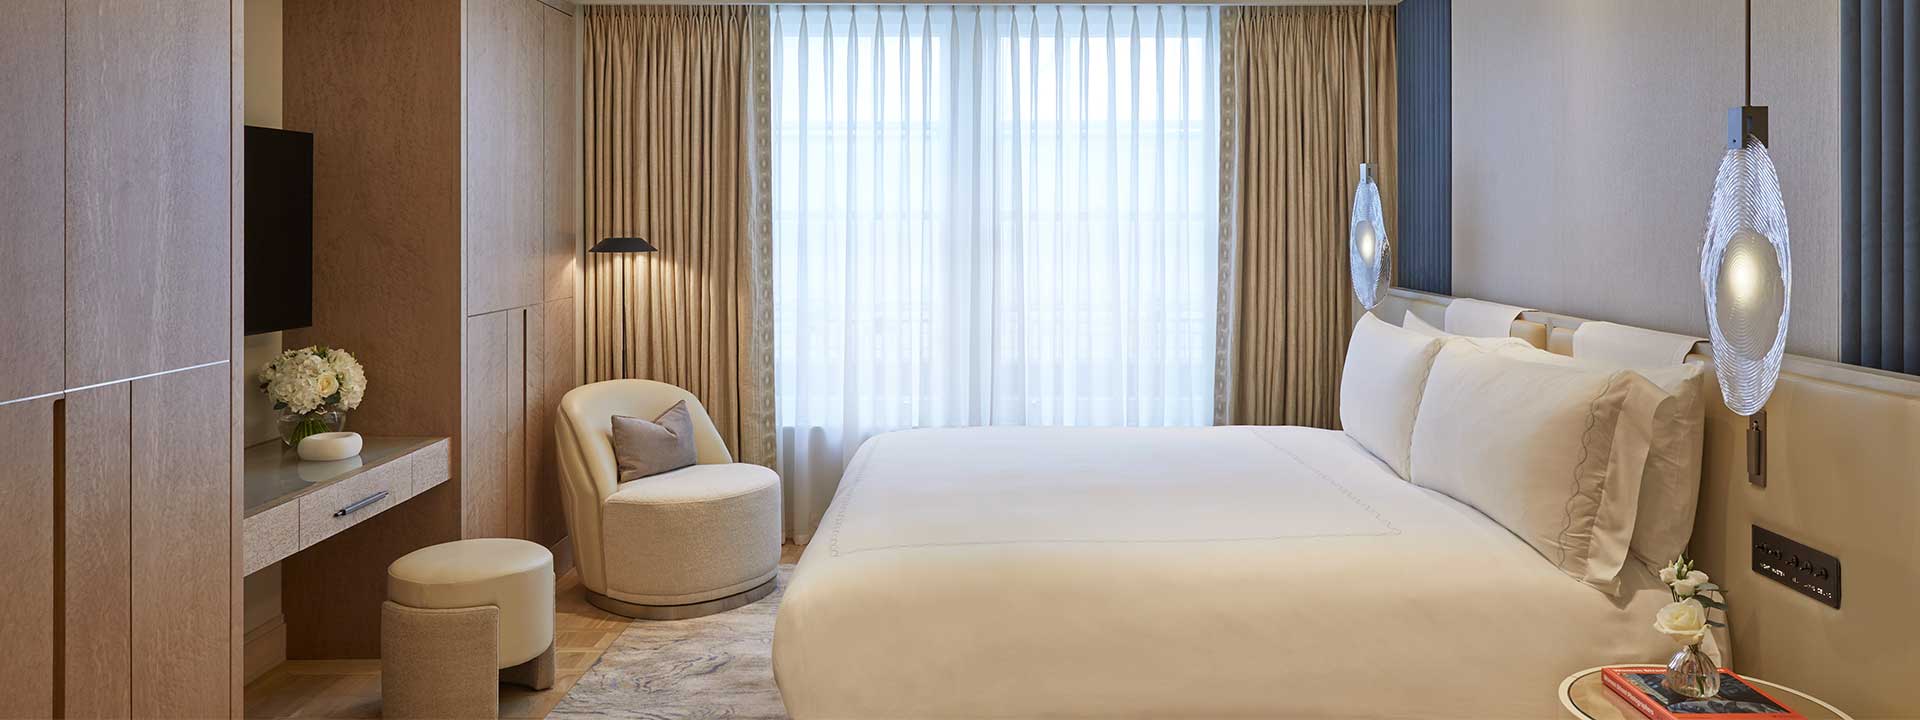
[1216, 5, 1396, 427]
[1841, 0, 1920, 373]
[773, 4, 1222, 541]
[582, 6, 776, 468]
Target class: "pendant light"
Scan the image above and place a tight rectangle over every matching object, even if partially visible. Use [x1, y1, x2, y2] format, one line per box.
[1702, 0, 1790, 487]
[1349, 0, 1388, 310]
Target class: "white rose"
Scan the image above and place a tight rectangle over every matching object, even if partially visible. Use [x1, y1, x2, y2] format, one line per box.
[1654, 599, 1708, 645]
[1672, 570, 1709, 597]
[317, 372, 340, 398]
[1659, 566, 1678, 584]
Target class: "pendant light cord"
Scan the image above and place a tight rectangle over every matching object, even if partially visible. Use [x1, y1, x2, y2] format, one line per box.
[1744, 0, 1752, 106]
[1361, 0, 1371, 166]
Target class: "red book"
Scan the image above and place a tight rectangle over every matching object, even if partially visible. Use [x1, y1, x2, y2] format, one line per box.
[1600, 666, 1804, 720]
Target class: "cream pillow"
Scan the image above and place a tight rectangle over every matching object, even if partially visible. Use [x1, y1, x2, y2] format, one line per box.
[1339, 313, 1445, 479]
[1487, 344, 1707, 568]
[1410, 343, 1660, 594]
[1401, 312, 1450, 338]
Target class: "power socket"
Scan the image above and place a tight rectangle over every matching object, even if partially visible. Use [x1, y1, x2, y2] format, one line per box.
[1751, 525, 1841, 609]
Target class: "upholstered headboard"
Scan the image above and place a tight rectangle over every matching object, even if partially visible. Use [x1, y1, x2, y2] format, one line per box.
[1377, 287, 1920, 717]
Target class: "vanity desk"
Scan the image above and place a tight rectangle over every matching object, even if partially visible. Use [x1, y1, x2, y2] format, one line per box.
[243, 437, 451, 575]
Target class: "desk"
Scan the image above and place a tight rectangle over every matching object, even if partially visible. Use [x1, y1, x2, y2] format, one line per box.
[243, 436, 450, 575]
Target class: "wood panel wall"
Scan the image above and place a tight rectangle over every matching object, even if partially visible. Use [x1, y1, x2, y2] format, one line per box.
[0, 0, 65, 404]
[62, 384, 132, 720]
[65, 0, 232, 388]
[279, 0, 468, 661]
[0, 398, 57, 719]
[131, 365, 232, 719]
[467, 0, 545, 317]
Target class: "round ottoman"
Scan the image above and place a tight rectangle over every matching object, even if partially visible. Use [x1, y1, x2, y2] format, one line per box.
[381, 538, 555, 720]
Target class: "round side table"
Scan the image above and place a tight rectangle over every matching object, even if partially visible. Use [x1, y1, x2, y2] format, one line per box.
[1559, 665, 1851, 720]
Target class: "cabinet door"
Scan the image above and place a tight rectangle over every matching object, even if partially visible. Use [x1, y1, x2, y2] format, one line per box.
[0, 397, 57, 719]
[65, 0, 231, 387]
[64, 384, 133, 720]
[130, 365, 231, 719]
[542, 4, 577, 303]
[0, 0, 65, 403]
[466, 0, 543, 316]
[528, 297, 575, 547]
[465, 310, 512, 538]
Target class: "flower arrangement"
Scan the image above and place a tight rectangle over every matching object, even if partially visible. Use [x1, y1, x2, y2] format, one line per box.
[258, 346, 367, 446]
[1653, 554, 1727, 698]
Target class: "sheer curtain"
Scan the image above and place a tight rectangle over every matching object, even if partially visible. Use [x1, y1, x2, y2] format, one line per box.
[772, 4, 1222, 540]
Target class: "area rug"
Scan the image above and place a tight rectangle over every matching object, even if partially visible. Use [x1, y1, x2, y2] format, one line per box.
[548, 567, 792, 720]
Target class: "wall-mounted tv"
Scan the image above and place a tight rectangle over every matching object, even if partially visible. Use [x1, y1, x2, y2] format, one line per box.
[244, 126, 314, 336]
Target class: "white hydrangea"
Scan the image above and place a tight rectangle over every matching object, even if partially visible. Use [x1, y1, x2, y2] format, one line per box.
[258, 346, 369, 414]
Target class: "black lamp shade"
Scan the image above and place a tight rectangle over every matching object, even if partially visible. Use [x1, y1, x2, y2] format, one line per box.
[589, 236, 658, 253]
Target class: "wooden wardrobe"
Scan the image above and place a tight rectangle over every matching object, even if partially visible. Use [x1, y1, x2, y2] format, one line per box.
[0, 0, 244, 717]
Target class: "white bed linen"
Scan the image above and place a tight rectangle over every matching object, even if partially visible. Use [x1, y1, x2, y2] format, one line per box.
[772, 426, 1679, 719]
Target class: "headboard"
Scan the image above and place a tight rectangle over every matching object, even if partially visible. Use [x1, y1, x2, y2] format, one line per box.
[1377, 287, 1920, 717]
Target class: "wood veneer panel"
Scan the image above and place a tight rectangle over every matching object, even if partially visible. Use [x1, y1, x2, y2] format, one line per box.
[0, 397, 56, 719]
[532, 297, 576, 546]
[130, 364, 231, 719]
[465, 310, 512, 538]
[467, 0, 544, 316]
[282, 482, 462, 659]
[65, 0, 231, 388]
[542, 4, 578, 303]
[0, 0, 66, 403]
[63, 383, 131, 720]
[280, 0, 462, 443]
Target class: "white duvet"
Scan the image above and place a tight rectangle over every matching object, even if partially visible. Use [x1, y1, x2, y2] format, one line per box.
[773, 426, 1679, 719]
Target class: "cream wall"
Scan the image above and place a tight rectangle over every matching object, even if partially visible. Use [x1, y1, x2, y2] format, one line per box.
[1451, 0, 1840, 359]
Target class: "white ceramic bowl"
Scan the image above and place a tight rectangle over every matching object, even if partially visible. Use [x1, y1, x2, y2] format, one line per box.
[298, 431, 364, 462]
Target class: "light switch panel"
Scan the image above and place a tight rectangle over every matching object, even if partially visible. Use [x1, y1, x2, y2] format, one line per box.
[1751, 525, 1841, 609]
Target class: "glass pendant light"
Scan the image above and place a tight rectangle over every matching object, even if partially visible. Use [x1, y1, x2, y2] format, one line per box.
[1702, 0, 1789, 486]
[1349, 0, 1387, 310]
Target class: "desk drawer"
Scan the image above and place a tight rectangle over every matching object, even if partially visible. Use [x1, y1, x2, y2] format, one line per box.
[412, 438, 451, 494]
[299, 457, 412, 549]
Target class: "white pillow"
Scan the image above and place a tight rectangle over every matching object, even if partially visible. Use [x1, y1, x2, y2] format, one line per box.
[1401, 312, 1450, 338]
[1339, 313, 1444, 479]
[1410, 343, 1660, 595]
[1487, 344, 1707, 568]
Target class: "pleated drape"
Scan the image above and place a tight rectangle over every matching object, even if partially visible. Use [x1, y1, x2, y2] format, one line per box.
[1842, 0, 1920, 374]
[1216, 5, 1397, 427]
[582, 5, 776, 467]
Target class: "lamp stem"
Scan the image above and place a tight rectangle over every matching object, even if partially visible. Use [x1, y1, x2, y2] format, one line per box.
[1747, 409, 1767, 487]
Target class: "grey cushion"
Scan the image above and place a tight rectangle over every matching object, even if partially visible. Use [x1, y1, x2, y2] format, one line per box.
[611, 401, 697, 482]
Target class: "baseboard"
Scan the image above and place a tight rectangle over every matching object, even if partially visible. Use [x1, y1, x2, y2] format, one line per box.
[243, 615, 287, 684]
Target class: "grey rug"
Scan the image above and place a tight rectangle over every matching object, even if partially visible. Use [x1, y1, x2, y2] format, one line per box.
[549, 567, 792, 720]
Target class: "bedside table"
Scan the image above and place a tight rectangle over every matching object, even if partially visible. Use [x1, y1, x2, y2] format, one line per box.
[1559, 665, 1852, 720]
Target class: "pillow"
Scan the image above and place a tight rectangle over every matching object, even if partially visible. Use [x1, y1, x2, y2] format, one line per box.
[611, 400, 697, 482]
[1410, 343, 1661, 594]
[1486, 343, 1707, 568]
[1400, 312, 1450, 338]
[1339, 312, 1445, 479]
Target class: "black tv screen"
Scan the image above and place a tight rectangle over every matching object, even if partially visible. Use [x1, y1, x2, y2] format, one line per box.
[244, 126, 314, 336]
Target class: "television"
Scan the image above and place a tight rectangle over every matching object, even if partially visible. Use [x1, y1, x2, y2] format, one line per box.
[244, 126, 314, 336]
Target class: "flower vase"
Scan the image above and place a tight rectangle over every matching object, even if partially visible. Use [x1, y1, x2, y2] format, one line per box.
[279, 408, 347, 448]
[1663, 642, 1721, 699]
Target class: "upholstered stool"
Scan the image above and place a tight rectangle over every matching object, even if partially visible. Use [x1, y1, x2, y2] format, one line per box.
[381, 538, 555, 720]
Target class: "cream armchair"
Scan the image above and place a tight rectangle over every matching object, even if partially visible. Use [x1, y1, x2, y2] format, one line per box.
[554, 380, 780, 619]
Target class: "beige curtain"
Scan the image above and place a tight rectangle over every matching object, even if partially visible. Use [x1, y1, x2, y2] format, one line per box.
[1216, 6, 1397, 428]
[582, 5, 775, 467]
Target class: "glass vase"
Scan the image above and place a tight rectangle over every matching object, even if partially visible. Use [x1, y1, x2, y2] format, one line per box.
[279, 408, 347, 448]
[1663, 642, 1721, 699]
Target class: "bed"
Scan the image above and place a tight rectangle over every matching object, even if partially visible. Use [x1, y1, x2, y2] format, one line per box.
[772, 308, 1707, 718]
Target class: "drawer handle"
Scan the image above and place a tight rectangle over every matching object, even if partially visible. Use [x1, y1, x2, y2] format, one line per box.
[333, 491, 390, 518]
